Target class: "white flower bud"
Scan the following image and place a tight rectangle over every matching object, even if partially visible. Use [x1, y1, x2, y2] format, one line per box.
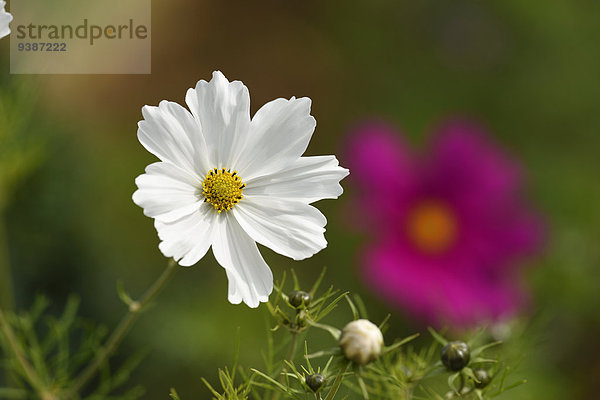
[339, 319, 384, 365]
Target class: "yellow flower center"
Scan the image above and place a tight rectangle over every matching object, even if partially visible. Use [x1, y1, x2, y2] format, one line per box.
[202, 168, 245, 213]
[406, 200, 458, 254]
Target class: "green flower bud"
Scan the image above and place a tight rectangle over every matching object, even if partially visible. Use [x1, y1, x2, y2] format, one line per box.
[296, 310, 308, 327]
[305, 373, 325, 392]
[441, 341, 470, 371]
[473, 369, 491, 388]
[288, 290, 311, 308]
[339, 319, 384, 365]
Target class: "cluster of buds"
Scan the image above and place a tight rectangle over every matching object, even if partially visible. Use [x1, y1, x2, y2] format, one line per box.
[266, 270, 341, 334]
[439, 338, 493, 393]
[266, 275, 499, 399]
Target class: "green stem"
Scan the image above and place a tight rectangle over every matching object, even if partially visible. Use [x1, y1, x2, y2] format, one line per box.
[0, 216, 15, 312]
[324, 362, 350, 400]
[459, 372, 465, 394]
[0, 215, 15, 389]
[270, 332, 298, 400]
[0, 309, 57, 400]
[63, 258, 178, 399]
[284, 333, 298, 369]
[403, 386, 412, 400]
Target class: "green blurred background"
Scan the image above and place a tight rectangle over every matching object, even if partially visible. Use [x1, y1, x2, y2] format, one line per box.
[1, 0, 599, 399]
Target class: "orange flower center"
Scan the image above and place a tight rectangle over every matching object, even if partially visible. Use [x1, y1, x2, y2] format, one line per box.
[406, 200, 458, 254]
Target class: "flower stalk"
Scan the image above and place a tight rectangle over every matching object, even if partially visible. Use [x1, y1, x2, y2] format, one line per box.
[0, 217, 14, 312]
[0, 308, 57, 400]
[323, 361, 350, 400]
[285, 332, 298, 370]
[63, 258, 178, 398]
[270, 332, 298, 400]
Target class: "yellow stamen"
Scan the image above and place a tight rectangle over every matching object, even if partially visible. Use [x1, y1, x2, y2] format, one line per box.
[202, 168, 245, 213]
[406, 200, 458, 254]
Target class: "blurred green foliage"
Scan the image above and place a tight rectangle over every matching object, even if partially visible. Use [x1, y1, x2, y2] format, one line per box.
[0, 296, 145, 400]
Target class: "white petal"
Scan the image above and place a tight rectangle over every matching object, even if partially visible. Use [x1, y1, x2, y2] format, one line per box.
[0, 10, 12, 39]
[0, 5, 12, 39]
[133, 162, 202, 222]
[155, 202, 216, 267]
[236, 97, 316, 180]
[211, 214, 273, 308]
[244, 156, 349, 203]
[185, 71, 251, 169]
[233, 196, 327, 261]
[137, 100, 211, 174]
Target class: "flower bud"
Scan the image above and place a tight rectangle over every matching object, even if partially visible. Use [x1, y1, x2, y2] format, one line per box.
[305, 373, 325, 392]
[473, 369, 491, 388]
[441, 340, 470, 371]
[339, 319, 384, 365]
[288, 290, 311, 308]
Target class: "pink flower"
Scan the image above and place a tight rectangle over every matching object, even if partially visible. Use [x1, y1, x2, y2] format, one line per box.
[345, 120, 544, 326]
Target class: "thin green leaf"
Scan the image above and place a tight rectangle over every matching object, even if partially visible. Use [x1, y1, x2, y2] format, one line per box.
[309, 267, 327, 297]
[169, 388, 181, 400]
[472, 341, 502, 357]
[383, 333, 420, 354]
[249, 368, 290, 392]
[291, 269, 300, 291]
[306, 321, 341, 340]
[344, 295, 360, 321]
[427, 327, 448, 346]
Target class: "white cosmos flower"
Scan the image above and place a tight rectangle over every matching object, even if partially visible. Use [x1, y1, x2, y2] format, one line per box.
[0, 0, 12, 39]
[133, 71, 349, 308]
